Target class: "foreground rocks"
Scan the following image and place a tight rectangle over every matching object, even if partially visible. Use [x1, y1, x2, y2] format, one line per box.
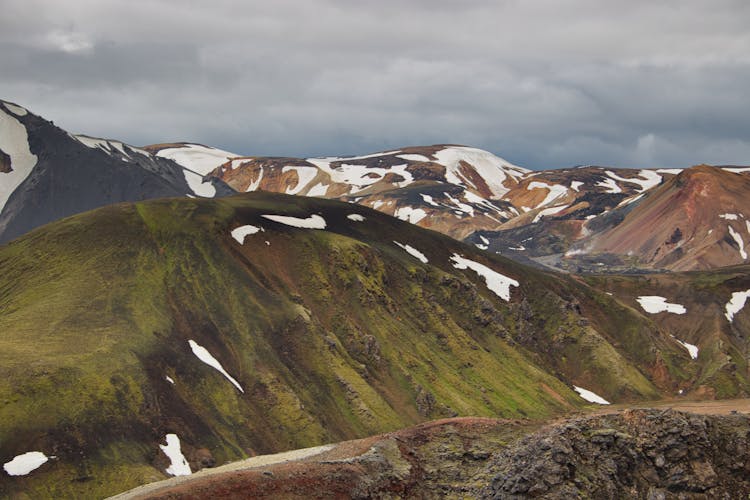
[483, 409, 750, 499]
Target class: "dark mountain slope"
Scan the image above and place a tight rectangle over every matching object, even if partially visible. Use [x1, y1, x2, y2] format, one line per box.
[0, 192, 693, 497]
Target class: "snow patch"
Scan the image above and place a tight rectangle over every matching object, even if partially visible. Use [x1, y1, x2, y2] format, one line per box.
[397, 153, 430, 162]
[231, 225, 263, 244]
[570, 180, 584, 192]
[394, 206, 427, 224]
[672, 337, 699, 359]
[165, 376, 175, 385]
[728, 225, 747, 259]
[636, 296, 687, 315]
[605, 170, 661, 192]
[450, 253, 519, 301]
[183, 170, 216, 198]
[444, 192, 474, 216]
[3, 103, 28, 116]
[394, 241, 428, 263]
[596, 177, 622, 194]
[725, 289, 750, 322]
[527, 181, 568, 207]
[656, 168, 683, 175]
[0, 108, 38, 213]
[156, 144, 239, 175]
[532, 204, 568, 223]
[420, 193, 440, 207]
[573, 386, 610, 405]
[720, 213, 739, 220]
[188, 340, 244, 392]
[433, 146, 528, 198]
[347, 214, 365, 222]
[159, 434, 192, 476]
[282, 166, 318, 195]
[3, 452, 49, 476]
[262, 214, 327, 229]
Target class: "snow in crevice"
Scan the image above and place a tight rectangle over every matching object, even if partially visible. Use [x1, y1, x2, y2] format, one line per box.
[449, 253, 519, 301]
[188, 340, 244, 392]
[394, 241, 428, 263]
[0, 108, 38, 213]
[728, 225, 748, 259]
[573, 386, 610, 405]
[636, 296, 687, 315]
[231, 224, 263, 244]
[725, 289, 750, 322]
[3, 452, 50, 476]
[160, 434, 192, 476]
[672, 336, 699, 359]
[262, 214, 327, 229]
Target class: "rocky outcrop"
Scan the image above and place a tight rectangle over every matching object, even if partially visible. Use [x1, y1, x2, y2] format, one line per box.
[482, 409, 750, 499]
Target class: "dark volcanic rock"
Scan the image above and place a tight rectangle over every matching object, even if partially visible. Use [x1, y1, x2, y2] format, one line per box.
[482, 409, 750, 499]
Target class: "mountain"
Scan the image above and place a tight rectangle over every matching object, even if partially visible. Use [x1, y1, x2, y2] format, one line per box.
[0, 100, 235, 243]
[0, 191, 725, 498]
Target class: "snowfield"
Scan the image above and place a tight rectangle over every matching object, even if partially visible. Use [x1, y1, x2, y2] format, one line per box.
[636, 296, 687, 315]
[0, 108, 38, 213]
[183, 170, 216, 198]
[449, 254, 519, 301]
[188, 340, 244, 393]
[231, 225, 263, 244]
[160, 434, 192, 476]
[394, 241, 428, 263]
[725, 289, 750, 322]
[262, 214, 327, 229]
[573, 386, 610, 405]
[3, 451, 49, 476]
[433, 146, 528, 198]
[156, 144, 239, 175]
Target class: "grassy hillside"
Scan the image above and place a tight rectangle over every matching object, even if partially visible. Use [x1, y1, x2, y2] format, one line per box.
[0, 192, 692, 497]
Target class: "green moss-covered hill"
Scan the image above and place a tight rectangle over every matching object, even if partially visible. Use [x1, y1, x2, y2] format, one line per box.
[0, 192, 697, 497]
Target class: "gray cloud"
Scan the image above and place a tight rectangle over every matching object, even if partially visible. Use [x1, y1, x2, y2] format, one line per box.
[1, 0, 749, 168]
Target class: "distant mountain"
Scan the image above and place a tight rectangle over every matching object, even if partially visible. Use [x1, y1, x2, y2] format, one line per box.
[0, 100, 235, 243]
[0, 191, 726, 498]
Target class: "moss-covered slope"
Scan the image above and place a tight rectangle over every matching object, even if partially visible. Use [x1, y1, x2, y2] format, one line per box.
[0, 192, 688, 497]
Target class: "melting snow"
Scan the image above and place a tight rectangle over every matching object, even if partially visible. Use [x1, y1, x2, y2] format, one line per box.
[720, 213, 739, 220]
[397, 153, 430, 162]
[728, 225, 748, 259]
[156, 144, 239, 175]
[282, 166, 318, 195]
[527, 181, 568, 207]
[394, 206, 427, 224]
[159, 434, 192, 476]
[433, 146, 528, 198]
[596, 178, 622, 194]
[188, 340, 244, 392]
[394, 241, 428, 263]
[0, 108, 38, 213]
[231, 225, 263, 244]
[450, 253, 519, 301]
[347, 214, 365, 221]
[3, 452, 49, 476]
[3, 103, 28, 116]
[570, 180, 584, 192]
[636, 296, 687, 315]
[672, 337, 699, 359]
[573, 386, 610, 405]
[725, 289, 750, 322]
[262, 214, 327, 229]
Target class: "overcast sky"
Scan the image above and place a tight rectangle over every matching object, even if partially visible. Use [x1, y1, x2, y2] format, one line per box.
[2, 0, 749, 169]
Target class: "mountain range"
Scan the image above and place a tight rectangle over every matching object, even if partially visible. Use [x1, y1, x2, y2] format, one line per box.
[2, 99, 750, 497]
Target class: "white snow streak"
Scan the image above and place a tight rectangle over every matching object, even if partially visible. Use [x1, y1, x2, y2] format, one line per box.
[160, 434, 192, 476]
[720, 213, 739, 220]
[605, 170, 662, 192]
[397, 153, 430, 162]
[188, 340, 244, 393]
[596, 177, 622, 194]
[420, 194, 440, 207]
[725, 289, 750, 322]
[573, 386, 610, 405]
[3, 452, 49, 476]
[673, 337, 699, 359]
[532, 204, 568, 223]
[394, 241, 428, 263]
[449, 253, 519, 301]
[231, 225, 263, 244]
[0, 108, 38, 213]
[728, 225, 747, 259]
[636, 296, 687, 315]
[262, 214, 327, 229]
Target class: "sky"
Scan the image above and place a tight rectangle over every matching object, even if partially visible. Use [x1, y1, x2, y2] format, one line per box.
[1, 0, 749, 169]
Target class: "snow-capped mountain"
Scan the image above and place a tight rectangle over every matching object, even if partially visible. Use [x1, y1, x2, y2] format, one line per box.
[0, 100, 235, 243]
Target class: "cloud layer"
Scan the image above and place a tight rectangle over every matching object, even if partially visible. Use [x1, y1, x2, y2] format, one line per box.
[2, 0, 749, 168]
